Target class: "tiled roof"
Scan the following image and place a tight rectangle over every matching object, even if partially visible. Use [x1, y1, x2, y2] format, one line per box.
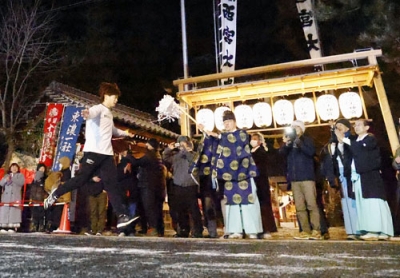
[43, 81, 179, 139]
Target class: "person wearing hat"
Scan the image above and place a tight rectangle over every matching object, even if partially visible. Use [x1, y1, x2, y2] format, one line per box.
[195, 110, 263, 239]
[163, 135, 203, 238]
[321, 118, 360, 240]
[281, 120, 321, 240]
[129, 138, 167, 237]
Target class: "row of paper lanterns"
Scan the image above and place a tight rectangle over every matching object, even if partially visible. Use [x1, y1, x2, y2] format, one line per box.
[196, 92, 363, 130]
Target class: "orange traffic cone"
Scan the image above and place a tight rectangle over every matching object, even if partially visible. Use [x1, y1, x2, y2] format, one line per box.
[52, 203, 72, 234]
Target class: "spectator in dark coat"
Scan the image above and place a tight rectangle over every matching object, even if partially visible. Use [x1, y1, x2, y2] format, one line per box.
[130, 138, 166, 237]
[117, 150, 139, 236]
[29, 163, 47, 232]
[163, 136, 203, 238]
[280, 120, 321, 240]
[250, 132, 277, 239]
[320, 119, 360, 240]
[391, 146, 400, 237]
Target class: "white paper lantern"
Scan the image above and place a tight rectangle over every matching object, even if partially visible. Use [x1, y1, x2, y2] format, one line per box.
[196, 108, 215, 131]
[339, 92, 363, 119]
[214, 106, 231, 131]
[294, 97, 316, 123]
[234, 104, 254, 129]
[252, 102, 272, 127]
[316, 95, 340, 121]
[272, 99, 294, 125]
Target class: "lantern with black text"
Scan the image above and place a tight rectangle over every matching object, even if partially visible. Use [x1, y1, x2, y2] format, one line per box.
[252, 102, 272, 127]
[273, 99, 294, 125]
[316, 95, 339, 121]
[196, 108, 214, 131]
[339, 92, 363, 119]
[234, 104, 253, 129]
[294, 97, 316, 123]
[214, 106, 231, 131]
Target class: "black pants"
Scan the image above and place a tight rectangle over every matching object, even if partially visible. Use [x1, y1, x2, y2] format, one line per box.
[257, 188, 278, 233]
[199, 176, 218, 224]
[55, 152, 127, 216]
[139, 186, 165, 234]
[170, 184, 203, 236]
[166, 179, 178, 231]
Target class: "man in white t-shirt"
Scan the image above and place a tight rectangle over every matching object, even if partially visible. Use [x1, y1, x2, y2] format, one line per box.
[44, 82, 138, 229]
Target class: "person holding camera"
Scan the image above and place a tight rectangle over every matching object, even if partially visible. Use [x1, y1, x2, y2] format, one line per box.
[163, 136, 203, 238]
[280, 120, 321, 240]
[320, 119, 360, 240]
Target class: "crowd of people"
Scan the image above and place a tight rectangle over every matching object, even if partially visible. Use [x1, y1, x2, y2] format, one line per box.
[0, 82, 399, 241]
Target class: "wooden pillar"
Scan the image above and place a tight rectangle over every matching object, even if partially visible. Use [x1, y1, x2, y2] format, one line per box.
[373, 71, 398, 155]
[179, 101, 190, 136]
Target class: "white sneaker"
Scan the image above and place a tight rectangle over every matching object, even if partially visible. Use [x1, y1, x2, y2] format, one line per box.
[7, 229, 15, 233]
[44, 188, 58, 210]
[262, 233, 272, 239]
[96, 232, 102, 236]
[228, 233, 242, 239]
[118, 232, 126, 237]
[248, 234, 258, 239]
[360, 233, 379, 241]
[0, 229, 7, 233]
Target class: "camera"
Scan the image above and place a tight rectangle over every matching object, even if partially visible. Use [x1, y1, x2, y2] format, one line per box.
[174, 142, 180, 148]
[284, 127, 297, 142]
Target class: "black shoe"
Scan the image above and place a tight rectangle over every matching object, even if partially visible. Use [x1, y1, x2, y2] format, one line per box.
[191, 233, 203, 238]
[116, 215, 139, 229]
[173, 233, 189, 238]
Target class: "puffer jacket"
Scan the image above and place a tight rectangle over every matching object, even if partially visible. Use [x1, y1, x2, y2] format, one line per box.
[29, 171, 47, 202]
[280, 134, 316, 182]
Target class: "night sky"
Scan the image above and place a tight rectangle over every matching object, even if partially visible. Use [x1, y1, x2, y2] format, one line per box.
[50, 0, 313, 113]
[43, 0, 399, 138]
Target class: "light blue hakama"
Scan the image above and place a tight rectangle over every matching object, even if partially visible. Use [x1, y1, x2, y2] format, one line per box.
[224, 178, 263, 234]
[353, 175, 394, 236]
[338, 166, 360, 235]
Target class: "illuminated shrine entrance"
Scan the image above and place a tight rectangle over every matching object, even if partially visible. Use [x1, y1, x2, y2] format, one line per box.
[173, 49, 397, 155]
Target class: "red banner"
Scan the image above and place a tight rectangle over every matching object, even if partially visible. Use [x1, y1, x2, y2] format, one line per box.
[38, 103, 65, 168]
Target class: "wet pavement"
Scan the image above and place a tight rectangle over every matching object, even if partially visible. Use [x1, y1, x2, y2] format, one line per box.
[0, 227, 399, 277]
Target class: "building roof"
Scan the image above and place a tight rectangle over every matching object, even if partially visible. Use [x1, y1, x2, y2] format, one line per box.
[40, 81, 179, 143]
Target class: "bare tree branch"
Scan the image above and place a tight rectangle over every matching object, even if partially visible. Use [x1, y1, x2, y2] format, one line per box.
[0, 0, 60, 167]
